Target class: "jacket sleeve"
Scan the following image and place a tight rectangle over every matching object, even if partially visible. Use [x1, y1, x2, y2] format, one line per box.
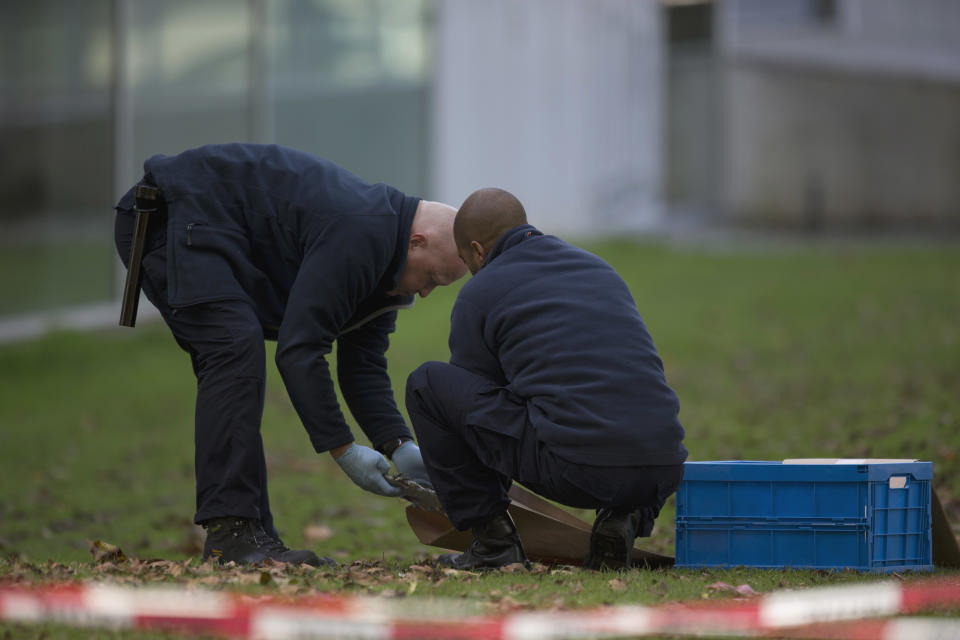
[275, 218, 385, 453]
[336, 309, 412, 448]
[448, 296, 507, 385]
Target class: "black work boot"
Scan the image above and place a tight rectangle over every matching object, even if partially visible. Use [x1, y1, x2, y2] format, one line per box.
[438, 512, 530, 570]
[584, 507, 645, 570]
[201, 517, 332, 567]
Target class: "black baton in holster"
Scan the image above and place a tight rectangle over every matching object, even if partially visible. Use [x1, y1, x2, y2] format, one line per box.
[119, 185, 161, 327]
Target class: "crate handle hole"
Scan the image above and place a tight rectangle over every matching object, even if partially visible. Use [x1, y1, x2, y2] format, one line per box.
[889, 476, 908, 489]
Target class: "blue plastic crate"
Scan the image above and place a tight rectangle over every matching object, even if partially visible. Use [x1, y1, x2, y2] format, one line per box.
[675, 461, 932, 572]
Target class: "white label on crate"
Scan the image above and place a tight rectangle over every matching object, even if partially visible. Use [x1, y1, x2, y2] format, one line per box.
[889, 476, 907, 489]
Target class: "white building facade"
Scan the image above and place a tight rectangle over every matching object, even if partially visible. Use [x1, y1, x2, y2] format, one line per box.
[432, 0, 664, 234]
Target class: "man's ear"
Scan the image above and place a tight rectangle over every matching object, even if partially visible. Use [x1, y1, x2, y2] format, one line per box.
[410, 233, 427, 250]
[470, 239, 486, 262]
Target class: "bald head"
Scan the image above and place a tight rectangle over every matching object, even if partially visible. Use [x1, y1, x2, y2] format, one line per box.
[388, 200, 467, 298]
[454, 188, 527, 274]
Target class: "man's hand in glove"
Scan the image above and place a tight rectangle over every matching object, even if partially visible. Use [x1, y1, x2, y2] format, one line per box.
[332, 444, 403, 497]
[391, 441, 433, 488]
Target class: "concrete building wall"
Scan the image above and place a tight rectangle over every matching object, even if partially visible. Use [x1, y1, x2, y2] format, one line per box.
[432, 0, 663, 235]
[720, 62, 960, 229]
[719, 0, 960, 82]
[664, 45, 719, 216]
[707, 0, 960, 230]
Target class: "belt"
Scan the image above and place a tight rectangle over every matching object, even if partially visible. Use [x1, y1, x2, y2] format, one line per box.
[119, 184, 163, 327]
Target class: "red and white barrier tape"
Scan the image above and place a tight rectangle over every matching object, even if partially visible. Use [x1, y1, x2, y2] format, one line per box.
[1, 578, 958, 639]
[755, 618, 960, 640]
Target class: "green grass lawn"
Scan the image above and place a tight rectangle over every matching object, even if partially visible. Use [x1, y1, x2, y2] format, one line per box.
[1, 238, 958, 638]
[0, 239, 116, 316]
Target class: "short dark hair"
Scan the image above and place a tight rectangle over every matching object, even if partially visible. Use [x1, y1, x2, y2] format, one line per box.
[454, 188, 527, 252]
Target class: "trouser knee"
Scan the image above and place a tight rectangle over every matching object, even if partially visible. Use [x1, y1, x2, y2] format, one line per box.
[405, 361, 447, 412]
[193, 318, 265, 380]
[406, 360, 448, 390]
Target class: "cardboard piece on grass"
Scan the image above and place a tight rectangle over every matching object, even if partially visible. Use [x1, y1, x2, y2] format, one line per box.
[405, 484, 674, 568]
[783, 458, 960, 568]
[932, 487, 960, 568]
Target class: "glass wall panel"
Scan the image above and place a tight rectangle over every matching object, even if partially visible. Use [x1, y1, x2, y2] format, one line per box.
[0, 1, 116, 315]
[0, 0, 434, 323]
[123, 0, 254, 178]
[269, 0, 434, 195]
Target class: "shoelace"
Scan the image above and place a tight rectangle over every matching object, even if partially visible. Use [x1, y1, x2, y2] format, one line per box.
[244, 521, 290, 554]
[261, 536, 290, 554]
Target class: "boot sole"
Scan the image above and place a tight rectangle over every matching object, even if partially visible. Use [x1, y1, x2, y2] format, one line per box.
[438, 551, 530, 571]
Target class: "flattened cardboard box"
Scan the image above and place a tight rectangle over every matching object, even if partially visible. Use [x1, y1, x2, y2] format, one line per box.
[406, 484, 672, 568]
[406, 459, 959, 569]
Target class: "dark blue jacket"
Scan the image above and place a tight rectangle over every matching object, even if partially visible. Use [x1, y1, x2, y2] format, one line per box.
[449, 224, 687, 466]
[116, 143, 419, 453]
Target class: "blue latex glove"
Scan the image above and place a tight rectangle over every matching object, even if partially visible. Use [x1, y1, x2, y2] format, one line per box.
[335, 444, 403, 497]
[391, 441, 433, 488]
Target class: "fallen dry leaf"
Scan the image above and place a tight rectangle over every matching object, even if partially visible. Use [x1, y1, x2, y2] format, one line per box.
[607, 578, 627, 592]
[407, 564, 433, 574]
[499, 562, 527, 573]
[708, 581, 760, 597]
[88, 539, 126, 564]
[359, 566, 385, 575]
[303, 524, 334, 544]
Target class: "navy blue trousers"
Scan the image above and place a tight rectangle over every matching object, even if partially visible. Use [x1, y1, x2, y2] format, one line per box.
[115, 208, 278, 538]
[405, 361, 683, 531]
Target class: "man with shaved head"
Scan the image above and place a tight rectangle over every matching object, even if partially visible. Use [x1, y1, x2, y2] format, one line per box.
[452, 188, 527, 271]
[115, 143, 467, 566]
[406, 188, 687, 570]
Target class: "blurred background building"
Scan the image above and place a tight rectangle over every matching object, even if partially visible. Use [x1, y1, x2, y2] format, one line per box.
[1, 0, 958, 338]
[668, 0, 960, 230]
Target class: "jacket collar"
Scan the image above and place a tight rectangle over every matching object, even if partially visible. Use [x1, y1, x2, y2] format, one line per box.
[384, 195, 420, 291]
[483, 224, 543, 269]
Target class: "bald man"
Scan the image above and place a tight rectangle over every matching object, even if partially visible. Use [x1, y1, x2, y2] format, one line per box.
[405, 188, 687, 570]
[114, 144, 467, 566]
